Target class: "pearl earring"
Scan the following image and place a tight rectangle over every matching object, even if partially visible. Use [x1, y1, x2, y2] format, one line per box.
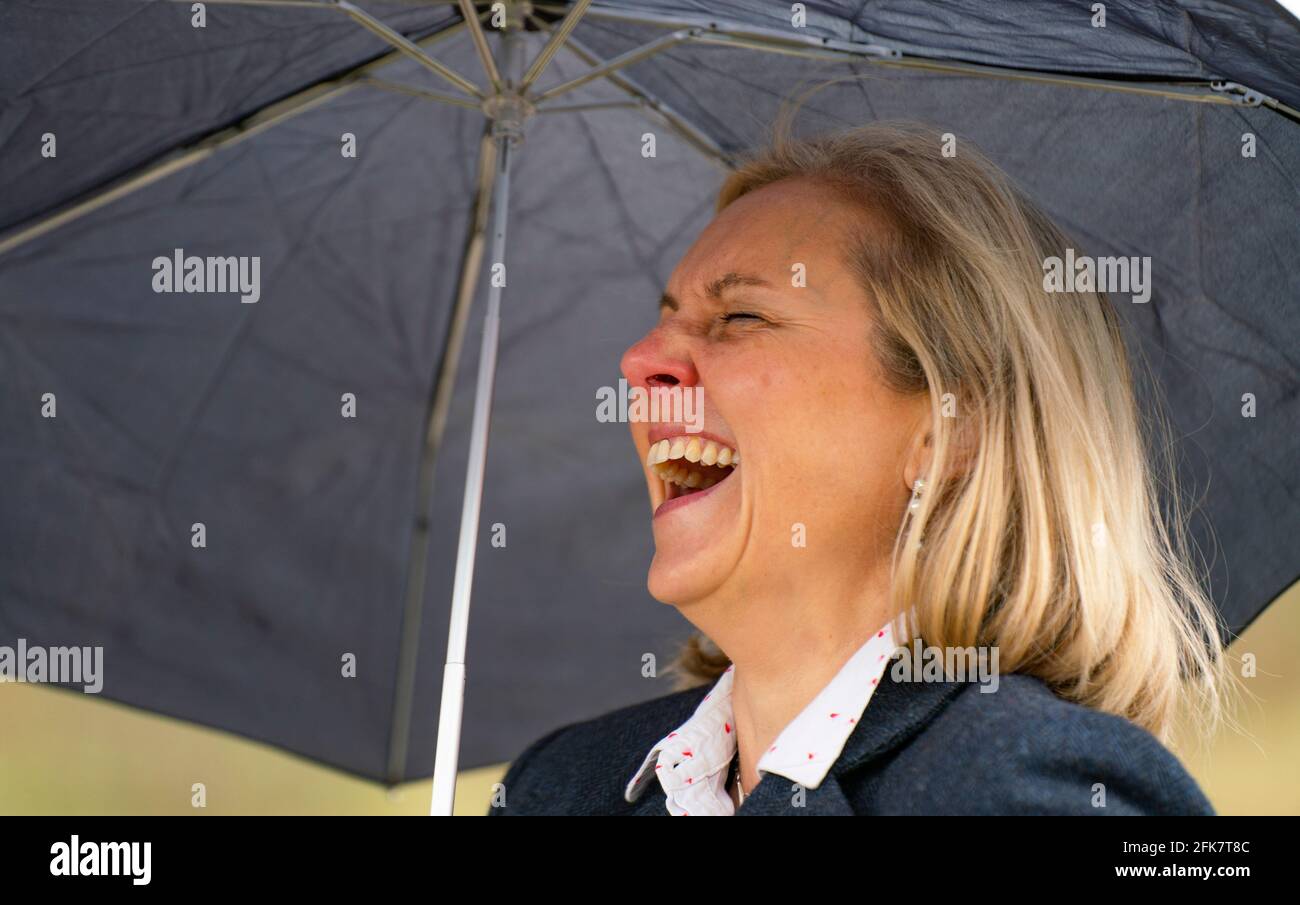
[905, 478, 927, 550]
[908, 477, 926, 511]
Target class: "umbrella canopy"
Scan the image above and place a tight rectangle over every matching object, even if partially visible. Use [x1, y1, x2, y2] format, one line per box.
[2, 0, 1297, 799]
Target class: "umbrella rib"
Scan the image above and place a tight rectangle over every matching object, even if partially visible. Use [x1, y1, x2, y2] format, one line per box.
[386, 125, 499, 785]
[527, 27, 695, 104]
[535, 99, 641, 113]
[0, 18, 470, 257]
[455, 0, 503, 92]
[517, 0, 593, 93]
[336, 0, 484, 99]
[531, 1, 1300, 123]
[697, 32, 1253, 110]
[528, 21, 733, 170]
[362, 77, 484, 109]
[523, 15, 731, 169]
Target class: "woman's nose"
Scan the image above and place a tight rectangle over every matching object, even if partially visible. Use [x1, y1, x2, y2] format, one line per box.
[620, 327, 698, 390]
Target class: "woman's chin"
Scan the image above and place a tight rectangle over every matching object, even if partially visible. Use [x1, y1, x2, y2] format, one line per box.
[646, 545, 728, 605]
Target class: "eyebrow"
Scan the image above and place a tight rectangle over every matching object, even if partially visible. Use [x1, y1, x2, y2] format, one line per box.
[658, 272, 772, 312]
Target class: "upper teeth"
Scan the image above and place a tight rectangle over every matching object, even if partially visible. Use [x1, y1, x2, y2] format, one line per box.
[645, 437, 739, 468]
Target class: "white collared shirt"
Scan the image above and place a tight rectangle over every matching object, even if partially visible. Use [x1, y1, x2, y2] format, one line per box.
[624, 619, 900, 815]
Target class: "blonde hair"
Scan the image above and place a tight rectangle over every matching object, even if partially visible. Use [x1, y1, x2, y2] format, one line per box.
[665, 117, 1231, 744]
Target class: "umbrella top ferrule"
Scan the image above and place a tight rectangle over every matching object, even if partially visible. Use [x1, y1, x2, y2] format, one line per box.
[483, 91, 534, 143]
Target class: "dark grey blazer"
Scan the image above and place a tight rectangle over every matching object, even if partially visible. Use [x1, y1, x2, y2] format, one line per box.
[487, 671, 1215, 815]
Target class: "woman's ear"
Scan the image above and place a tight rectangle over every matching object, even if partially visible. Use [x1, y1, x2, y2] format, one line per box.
[902, 403, 977, 492]
[903, 427, 932, 492]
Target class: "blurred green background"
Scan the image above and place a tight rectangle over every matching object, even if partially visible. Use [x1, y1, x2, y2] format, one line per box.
[3, 582, 1296, 815]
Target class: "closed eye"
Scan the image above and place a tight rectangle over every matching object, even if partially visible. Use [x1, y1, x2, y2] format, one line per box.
[720, 311, 765, 324]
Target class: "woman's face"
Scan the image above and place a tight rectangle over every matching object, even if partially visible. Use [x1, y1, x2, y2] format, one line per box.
[620, 177, 929, 608]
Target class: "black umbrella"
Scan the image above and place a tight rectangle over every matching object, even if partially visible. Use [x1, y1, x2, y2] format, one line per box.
[1, 0, 1296, 813]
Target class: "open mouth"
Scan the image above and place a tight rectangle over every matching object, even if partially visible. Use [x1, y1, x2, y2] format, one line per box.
[645, 435, 740, 505]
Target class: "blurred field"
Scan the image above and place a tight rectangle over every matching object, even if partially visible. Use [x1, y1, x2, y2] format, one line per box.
[2, 582, 1296, 815]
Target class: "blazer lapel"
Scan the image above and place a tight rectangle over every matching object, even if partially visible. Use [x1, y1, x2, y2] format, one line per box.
[831, 670, 970, 777]
[737, 672, 970, 815]
[735, 771, 855, 815]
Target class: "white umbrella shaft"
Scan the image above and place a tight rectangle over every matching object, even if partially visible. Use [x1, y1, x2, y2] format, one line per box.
[430, 135, 514, 816]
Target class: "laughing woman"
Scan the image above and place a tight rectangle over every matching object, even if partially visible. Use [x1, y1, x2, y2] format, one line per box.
[488, 121, 1229, 816]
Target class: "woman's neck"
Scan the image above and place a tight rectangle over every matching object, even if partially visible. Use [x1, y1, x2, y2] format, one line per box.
[693, 568, 895, 797]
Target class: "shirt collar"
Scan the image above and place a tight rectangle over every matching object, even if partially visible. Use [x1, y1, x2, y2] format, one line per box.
[625, 618, 902, 808]
[623, 663, 739, 812]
